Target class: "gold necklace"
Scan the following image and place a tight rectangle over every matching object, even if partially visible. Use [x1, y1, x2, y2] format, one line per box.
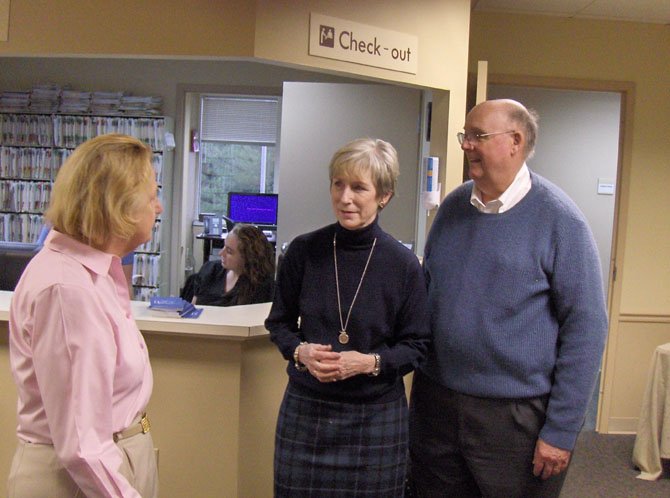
[333, 233, 377, 345]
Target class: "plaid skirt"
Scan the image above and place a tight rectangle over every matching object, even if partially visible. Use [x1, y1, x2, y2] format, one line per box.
[274, 383, 409, 497]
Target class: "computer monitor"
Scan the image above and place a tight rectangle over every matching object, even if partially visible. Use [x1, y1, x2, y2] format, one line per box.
[227, 192, 279, 228]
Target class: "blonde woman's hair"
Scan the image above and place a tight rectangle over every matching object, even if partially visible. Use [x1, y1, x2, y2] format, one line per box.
[328, 138, 399, 201]
[45, 134, 155, 250]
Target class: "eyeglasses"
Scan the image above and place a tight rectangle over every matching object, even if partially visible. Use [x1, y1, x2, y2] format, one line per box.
[456, 130, 515, 146]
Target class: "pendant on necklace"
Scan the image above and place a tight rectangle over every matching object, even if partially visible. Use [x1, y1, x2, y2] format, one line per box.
[338, 331, 350, 345]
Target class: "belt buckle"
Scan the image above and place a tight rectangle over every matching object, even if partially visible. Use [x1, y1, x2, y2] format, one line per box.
[140, 414, 150, 434]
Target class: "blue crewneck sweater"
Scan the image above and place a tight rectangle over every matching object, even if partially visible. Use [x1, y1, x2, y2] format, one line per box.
[422, 172, 608, 450]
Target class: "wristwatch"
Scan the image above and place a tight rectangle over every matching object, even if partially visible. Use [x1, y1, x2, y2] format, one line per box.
[293, 342, 308, 372]
[369, 353, 381, 377]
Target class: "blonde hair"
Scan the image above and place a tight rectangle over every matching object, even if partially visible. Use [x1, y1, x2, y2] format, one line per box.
[46, 134, 155, 250]
[328, 138, 399, 201]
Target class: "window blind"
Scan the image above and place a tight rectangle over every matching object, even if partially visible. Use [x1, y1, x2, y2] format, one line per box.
[201, 96, 279, 144]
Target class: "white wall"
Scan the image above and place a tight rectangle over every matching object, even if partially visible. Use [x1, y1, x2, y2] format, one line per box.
[277, 82, 422, 249]
[488, 85, 620, 289]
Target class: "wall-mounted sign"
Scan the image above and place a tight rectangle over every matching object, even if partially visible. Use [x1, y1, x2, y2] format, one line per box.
[309, 13, 418, 75]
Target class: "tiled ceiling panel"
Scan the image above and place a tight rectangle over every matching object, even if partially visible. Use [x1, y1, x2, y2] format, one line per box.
[472, 0, 670, 24]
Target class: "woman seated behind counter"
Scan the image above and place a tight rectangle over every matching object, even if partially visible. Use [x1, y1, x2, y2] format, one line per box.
[191, 223, 275, 306]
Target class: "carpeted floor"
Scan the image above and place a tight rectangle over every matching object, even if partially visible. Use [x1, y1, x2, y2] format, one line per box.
[561, 431, 670, 497]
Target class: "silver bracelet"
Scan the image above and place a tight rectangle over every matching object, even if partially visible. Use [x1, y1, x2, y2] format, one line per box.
[369, 353, 381, 377]
[293, 342, 308, 372]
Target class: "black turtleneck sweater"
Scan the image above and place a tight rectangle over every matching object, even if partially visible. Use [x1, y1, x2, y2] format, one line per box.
[265, 218, 430, 403]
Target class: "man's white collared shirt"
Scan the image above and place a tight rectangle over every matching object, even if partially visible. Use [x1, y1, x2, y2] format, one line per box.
[470, 164, 531, 214]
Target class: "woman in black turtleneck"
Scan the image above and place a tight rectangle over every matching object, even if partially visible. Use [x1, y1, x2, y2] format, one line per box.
[265, 138, 430, 497]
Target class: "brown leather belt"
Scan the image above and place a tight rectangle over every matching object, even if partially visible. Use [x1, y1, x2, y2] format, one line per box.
[113, 413, 150, 443]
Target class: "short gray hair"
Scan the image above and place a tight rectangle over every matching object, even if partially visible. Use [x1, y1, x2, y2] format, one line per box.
[328, 138, 399, 200]
[503, 100, 540, 159]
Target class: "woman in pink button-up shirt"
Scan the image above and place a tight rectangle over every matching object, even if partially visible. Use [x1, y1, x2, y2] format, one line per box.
[8, 134, 163, 498]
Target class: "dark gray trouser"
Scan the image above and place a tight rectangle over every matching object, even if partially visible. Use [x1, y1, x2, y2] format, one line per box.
[408, 372, 568, 498]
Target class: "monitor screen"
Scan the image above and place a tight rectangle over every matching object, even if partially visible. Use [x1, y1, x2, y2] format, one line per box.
[227, 192, 278, 226]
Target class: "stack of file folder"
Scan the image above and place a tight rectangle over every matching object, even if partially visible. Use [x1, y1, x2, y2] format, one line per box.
[0, 91, 30, 112]
[148, 296, 202, 318]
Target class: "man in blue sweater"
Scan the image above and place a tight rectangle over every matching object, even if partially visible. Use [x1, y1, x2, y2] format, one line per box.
[408, 99, 608, 497]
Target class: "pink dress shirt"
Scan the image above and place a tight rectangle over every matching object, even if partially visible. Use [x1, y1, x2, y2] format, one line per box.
[9, 230, 153, 498]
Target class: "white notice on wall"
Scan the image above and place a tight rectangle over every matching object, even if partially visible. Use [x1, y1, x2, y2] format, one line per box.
[597, 178, 615, 195]
[164, 132, 176, 150]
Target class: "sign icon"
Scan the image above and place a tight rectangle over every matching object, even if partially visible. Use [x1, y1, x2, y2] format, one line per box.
[319, 25, 334, 47]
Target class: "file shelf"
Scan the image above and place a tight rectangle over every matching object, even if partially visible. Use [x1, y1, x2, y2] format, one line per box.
[0, 112, 172, 300]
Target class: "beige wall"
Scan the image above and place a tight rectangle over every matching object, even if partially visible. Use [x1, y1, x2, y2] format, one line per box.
[0, 0, 257, 57]
[252, 0, 471, 191]
[254, 0, 469, 91]
[469, 12, 670, 432]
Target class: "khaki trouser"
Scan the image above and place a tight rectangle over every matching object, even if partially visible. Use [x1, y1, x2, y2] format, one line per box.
[7, 430, 158, 497]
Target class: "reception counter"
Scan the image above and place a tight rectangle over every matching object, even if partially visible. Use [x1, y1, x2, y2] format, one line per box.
[0, 291, 287, 498]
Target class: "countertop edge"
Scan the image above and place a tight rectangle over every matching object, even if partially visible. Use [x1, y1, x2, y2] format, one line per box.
[0, 290, 272, 340]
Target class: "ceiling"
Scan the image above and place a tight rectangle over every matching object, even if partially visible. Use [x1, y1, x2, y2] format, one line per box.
[472, 0, 670, 25]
